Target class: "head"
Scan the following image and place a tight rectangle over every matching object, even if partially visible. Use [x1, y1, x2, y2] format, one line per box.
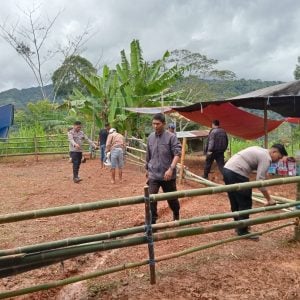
[73, 121, 82, 132]
[105, 123, 110, 130]
[109, 128, 116, 134]
[168, 123, 176, 133]
[212, 120, 220, 128]
[269, 143, 288, 162]
[152, 113, 166, 134]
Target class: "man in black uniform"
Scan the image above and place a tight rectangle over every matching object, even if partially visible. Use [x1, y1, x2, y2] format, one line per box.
[97, 123, 110, 168]
[203, 120, 228, 179]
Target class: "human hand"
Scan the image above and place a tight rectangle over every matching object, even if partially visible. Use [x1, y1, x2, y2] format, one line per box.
[265, 200, 276, 206]
[206, 151, 212, 157]
[163, 168, 173, 181]
[74, 143, 80, 150]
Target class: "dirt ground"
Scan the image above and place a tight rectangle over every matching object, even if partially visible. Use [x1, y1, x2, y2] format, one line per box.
[0, 155, 299, 300]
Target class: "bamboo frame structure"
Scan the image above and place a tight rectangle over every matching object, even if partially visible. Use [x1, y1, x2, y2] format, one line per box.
[1, 209, 300, 278]
[0, 145, 299, 298]
[1, 176, 300, 225]
[0, 222, 295, 300]
[0, 201, 298, 258]
[144, 186, 156, 284]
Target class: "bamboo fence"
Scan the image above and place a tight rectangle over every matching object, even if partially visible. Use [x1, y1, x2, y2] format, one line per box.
[0, 145, 300, 299]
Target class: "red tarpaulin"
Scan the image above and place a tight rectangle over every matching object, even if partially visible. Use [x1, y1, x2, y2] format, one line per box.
[285, 117, 300, 124]
[173, 103, 283, 140]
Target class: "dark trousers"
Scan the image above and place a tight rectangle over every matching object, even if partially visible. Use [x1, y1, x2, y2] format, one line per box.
[70, 151, 82, 179]
[223, 168, 252, 234]
[147, 179, 180, 224]
[203, 151, 225, 178]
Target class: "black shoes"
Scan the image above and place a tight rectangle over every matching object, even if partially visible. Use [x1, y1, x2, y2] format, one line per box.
[73, 177, 82, 183]
[237, 230, 260, 241]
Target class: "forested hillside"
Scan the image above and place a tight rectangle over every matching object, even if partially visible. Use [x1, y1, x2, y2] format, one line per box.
[0, 79, 284, 110]
[0, 85, 54, 109]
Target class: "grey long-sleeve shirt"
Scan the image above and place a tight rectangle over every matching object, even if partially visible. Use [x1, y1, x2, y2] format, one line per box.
[224, 146, 271, 191]
[68, 129, 95, 152]
[145, 130, 182, 180]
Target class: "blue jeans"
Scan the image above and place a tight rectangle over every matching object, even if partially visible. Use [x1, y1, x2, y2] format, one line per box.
[110, 148, 124, 169]
[100, 144, 106, 162]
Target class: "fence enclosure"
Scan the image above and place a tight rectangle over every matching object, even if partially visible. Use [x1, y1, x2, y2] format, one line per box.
[0, 171, 300, 299]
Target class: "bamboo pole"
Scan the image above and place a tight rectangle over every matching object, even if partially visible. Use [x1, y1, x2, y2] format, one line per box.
[264, 99, 268, 148]
[183, 168, 297, 204]
[1, 176, 300, 224]
[33, 134, 38, 162]
[0, 201, 298, 257]
[179, 137, 187, 184]
[0, 222, 294, 300]
[126, 146, 146, 154]
[144, 186, 156, 284]
[1, 209, 300, 278]
[295, 154, 300, 240]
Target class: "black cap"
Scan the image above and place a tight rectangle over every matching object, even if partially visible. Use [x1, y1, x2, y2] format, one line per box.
[271, 143, 288, 156]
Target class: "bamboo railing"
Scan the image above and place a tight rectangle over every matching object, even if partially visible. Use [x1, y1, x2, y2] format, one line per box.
[0, 147, 300, 299]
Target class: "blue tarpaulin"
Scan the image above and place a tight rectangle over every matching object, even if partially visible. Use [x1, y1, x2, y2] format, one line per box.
[0, 104, 14, 139]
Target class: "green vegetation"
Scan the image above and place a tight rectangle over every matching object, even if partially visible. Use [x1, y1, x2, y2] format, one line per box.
[1, 39, 297, 157]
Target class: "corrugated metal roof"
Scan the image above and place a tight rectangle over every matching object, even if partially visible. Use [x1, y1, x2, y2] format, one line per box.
[176, 130, 209, 139]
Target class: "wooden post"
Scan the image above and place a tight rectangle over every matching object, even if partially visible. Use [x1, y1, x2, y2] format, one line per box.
[295, 153, 300, 241]
[264, 99, 268, 148]
[144, 186, 156, 284]
[34, 134, 38, 162]
[179, 137, 187, 184]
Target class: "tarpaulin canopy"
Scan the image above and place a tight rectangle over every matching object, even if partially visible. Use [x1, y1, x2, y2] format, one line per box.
[172, 102, 283, 140]
[125, 107, 172, 114]
[286, 117, 300, 124]
[176, 80, 300, 118]
[0, 104, 14, 139]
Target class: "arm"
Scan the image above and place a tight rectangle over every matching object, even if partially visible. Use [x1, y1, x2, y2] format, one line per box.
[207, 130, 215, 153]
[97, 133, 100, 145]
[84, 134, 97, 149]
[261, 189, 275, 206]
[68, 131, 80, 150]
[256, 159, 275, 205]
[164, 135, 182, 181]
[106, 134, 112, 152]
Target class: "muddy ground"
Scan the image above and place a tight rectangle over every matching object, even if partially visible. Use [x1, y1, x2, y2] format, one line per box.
[0, 155, 299, 300]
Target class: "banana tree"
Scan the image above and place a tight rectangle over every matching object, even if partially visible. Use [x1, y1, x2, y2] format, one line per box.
[116, 39, 183, 136]
[67, 65, 124, 128]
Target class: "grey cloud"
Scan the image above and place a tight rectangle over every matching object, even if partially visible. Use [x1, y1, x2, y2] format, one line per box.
[0, 0, 300, 92]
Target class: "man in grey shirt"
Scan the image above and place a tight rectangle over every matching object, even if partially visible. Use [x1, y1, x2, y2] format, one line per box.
[68, 121, 97, 183]
[145, 113, 182, 224]
[223, 144, 288, 239]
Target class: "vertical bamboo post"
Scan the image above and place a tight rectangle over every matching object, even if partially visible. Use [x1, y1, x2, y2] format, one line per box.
[264, 99, 268, 149]
[179, 137, 187, 184]
[34, 134, 38, 162]
[144, 186, 156, 284]
[294, 154, 300, 241]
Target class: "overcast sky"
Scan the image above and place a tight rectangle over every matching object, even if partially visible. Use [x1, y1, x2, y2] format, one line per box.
[0, 0, 299, 92]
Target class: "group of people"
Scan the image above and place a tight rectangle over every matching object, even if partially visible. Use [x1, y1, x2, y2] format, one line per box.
[68, 116, 289, 240]
[68, 121, 125, 184]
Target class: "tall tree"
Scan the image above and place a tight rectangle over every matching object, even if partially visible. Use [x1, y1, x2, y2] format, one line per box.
[52, 55, 96, 98]
[0, 3, 61, 98]
[294, 56, 300, 80]
[0, 3, 92, 99]
[166, 49, 236, 80]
